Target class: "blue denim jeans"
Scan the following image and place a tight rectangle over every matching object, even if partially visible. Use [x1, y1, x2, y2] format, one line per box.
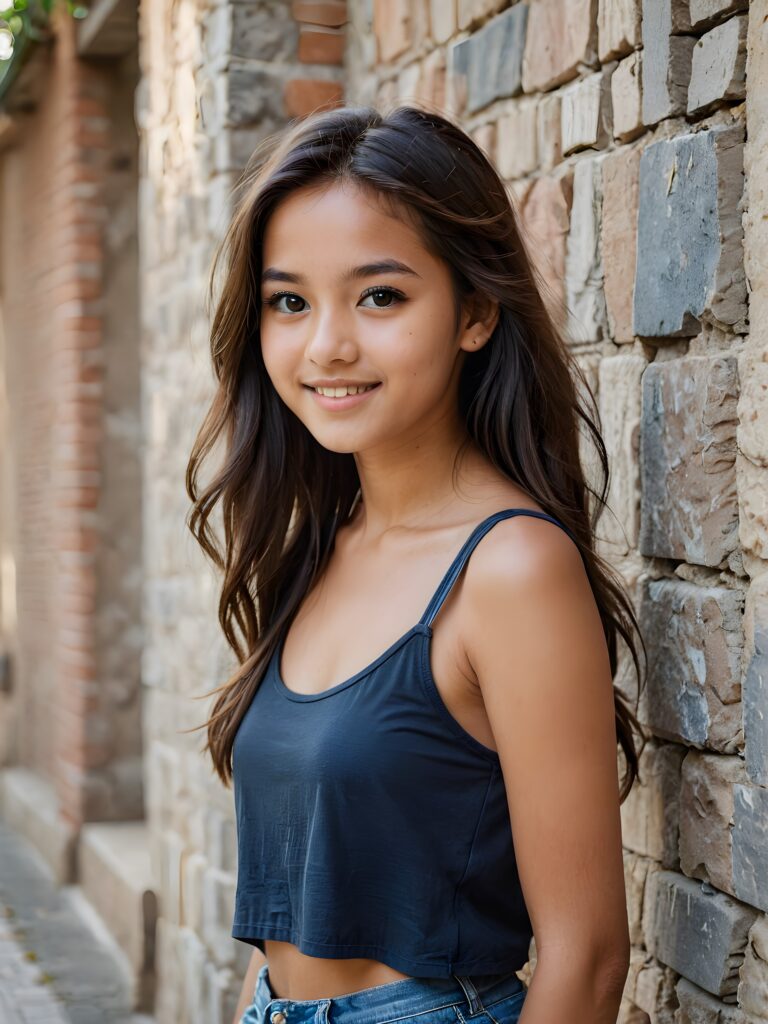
[240, 963, 527, 1024]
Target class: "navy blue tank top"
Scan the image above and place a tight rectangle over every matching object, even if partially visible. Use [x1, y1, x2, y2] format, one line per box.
[231, 508, 580, 977]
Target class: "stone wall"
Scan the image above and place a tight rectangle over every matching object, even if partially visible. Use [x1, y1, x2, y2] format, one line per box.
[342, 0, 768, 1020]
[137, 2, 345, 1020]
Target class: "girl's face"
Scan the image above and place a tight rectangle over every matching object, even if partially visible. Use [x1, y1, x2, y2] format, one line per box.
[259, 180, 482, 455]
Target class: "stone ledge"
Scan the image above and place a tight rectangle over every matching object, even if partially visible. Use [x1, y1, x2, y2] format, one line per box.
[0, 767, 76, 885]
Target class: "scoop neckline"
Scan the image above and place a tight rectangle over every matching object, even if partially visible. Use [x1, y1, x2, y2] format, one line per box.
[271, 622, 432, 702]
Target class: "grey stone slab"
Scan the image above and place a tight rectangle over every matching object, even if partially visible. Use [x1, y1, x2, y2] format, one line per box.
[644, 870, 758, 998]
[744, 619, 768, 786]
[642, 0, 695, 124]
[733, 784, 768, 913]
[451, 4, 529, 114]
[638, 355, 740, 566]
[638, 577, 743, 750]
[688, 15, 747, 116]
[633, 126, 746, 337]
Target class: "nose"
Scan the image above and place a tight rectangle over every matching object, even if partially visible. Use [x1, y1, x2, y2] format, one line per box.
[304, 307, 358, 365]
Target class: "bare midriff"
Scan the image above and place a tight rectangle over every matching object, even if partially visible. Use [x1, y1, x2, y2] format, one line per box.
[263, 939, 413, 1000]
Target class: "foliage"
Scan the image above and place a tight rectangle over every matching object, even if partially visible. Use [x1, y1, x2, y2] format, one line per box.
[1, 0, 88, 61]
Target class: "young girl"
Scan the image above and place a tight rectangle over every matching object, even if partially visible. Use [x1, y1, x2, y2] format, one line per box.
[187, 104, 646, 1024]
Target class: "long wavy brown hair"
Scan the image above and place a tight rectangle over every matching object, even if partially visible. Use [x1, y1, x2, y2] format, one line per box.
[184, 103, 648, 802]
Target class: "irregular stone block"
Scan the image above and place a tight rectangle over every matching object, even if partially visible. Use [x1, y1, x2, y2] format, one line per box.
[598, 0, 642, 61]
[430, 0, 457, 43]
[744, 606, 768, 786]
[373, 0, 411, 62]
[633, 126, 746, 337]
[638, 577, 743, 751]
[451, 5, 529, 114]
[623, 850, 654, 947]
[679, 751, 748, 896]
[564, 154, 608, 343]
[676, 977, 750, 1024]
[643, 870, 757, 998]
[612, 51, 643, 143]
[689, 0, 748, 31]
[227, 68, 285, 126]
[522, 0, 598, 93]
[561, 67, 613, 154]
[597, 354, 645, 555]
[602, 142, 641, 341]
[737, 915, 768, 1021]
[520, 171, 573, 325]
[642, 0, 695, 124]
[620, 738, 686, 867]
[497, 98, 539, 178]
[688, 15, 747, 116]
[733, 784, 768, 913]
[639, 355, 740, 566]
[537, 90, 562, 171]
[633, 958, 680, 1019]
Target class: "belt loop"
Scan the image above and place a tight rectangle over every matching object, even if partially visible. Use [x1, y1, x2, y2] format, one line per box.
[315, 998, 331, 1024]
[453, 974, 484, 1015]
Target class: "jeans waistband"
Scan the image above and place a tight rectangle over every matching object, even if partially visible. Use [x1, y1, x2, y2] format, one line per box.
[252, 963, 525, 1024]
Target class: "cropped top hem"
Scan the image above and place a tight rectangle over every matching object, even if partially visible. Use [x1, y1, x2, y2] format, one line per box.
[230, 921, 529, 978]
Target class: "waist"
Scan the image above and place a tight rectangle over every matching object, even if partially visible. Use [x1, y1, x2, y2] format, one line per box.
[252, 962, 526, 1024]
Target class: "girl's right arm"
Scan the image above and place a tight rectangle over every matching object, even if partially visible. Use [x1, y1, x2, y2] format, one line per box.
[232, 948, 268, 1024]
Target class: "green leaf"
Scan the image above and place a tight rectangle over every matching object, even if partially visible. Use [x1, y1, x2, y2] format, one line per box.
[7, 12, 21, 31]
[13, 0, 28, 10]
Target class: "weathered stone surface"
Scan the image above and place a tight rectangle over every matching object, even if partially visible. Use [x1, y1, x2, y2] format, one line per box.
[612, 51, 643, 142]
[633, 126, 747, 337]
[679, 751, 748, 896]
[537, 90, 562, 171]
[638, 577, 743, 750]
[373, 0, 411, 61]
[643, 870, 757, 998]
[642, 0, 695, 124]
[744, 596, 768, 786]
[639, 355, 740, 566]
[737, 915, 768, 1021]
[450, 5, 528, 114]
[602, 142, 641, 341]
[457, 0, 510, 30]
[733, 784, 768, 913]
[597, 354, 645, 556]
[620, 739, 686, 867]
[633, 958, 680, 1020]
[623, 850, 655, 947]
[561, 67, 613, 154]
[430, 0, 457, 43]
[564, 154, 608, 343]
[689, 0, 748, 31]
[675, 977, 750, 1023]
[227, 68, 285, 126]
[497, 98, 539, 178]
[520, 170, 573, 326]
[598, 0, 642, 61]
[522, 0, 598, 93]
[688, 15, 747, 117]
[204, 3, 299, 63]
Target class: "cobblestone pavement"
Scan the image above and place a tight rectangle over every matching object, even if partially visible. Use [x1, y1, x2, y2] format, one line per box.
[0, 819, 154, 1024]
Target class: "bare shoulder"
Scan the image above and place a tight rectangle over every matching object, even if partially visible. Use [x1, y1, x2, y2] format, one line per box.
[463, 509, 588, 606]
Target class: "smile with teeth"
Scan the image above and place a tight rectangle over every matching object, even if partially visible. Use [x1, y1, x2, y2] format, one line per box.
[311, 384, 379, 397]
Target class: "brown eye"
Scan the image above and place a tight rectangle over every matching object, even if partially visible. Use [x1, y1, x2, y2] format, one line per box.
[360, 287, 405, 309]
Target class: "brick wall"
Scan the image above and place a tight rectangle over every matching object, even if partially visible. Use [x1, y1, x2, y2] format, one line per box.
[0, 13, 143, 833]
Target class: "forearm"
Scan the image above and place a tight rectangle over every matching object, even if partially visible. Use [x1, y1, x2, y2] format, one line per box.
[518, 951, 630, 1024]
[232, 947, 268, 1024]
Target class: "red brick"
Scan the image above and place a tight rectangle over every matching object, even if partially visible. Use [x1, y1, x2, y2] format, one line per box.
[284, 78, 344, 117]
[292, 1, 348, 26]
[298, 26, 345, 64]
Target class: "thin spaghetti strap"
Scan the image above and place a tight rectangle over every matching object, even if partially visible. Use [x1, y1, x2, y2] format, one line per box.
[418, 508, 579, 629]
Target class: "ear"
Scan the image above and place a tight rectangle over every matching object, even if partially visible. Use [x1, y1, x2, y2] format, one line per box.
[457, 292, 500, 355]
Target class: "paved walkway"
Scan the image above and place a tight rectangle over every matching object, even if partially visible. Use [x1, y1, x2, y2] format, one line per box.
[0, 819, 153, 1024]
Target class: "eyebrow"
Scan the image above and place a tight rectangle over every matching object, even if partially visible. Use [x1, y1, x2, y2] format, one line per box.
[260, 259, 421, 286]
